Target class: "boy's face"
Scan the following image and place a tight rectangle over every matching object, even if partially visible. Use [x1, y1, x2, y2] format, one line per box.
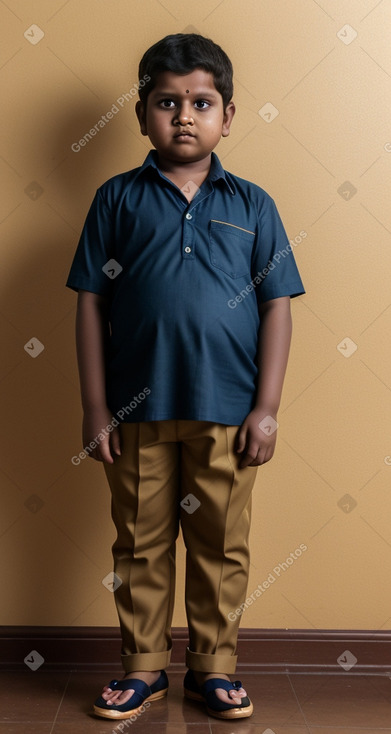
[136, 69, 235, 166]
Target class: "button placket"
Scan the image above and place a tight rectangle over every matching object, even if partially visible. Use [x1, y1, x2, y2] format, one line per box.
[182, 208, 195, 259]
[181, 185, 212, 260]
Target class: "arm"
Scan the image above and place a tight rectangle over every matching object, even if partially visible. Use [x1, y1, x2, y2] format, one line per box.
[236, 296, 292, 468]
[75, 289, 121, 463]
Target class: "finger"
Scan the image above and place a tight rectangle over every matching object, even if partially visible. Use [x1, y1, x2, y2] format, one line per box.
[86, 442, 109, 463]
[236, 427, 246, 454]
[254, 445, 274, 466]
[248, 451, 266, 467]
[97, 438, 115, 464]
[111, 426, 121, 456]
[248, 439, 277, 466]
[239, 452, 257, 468]
[238, 442, 259, 468]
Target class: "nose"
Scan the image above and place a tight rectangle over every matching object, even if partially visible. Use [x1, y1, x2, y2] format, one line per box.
[175, 102, 194, 125]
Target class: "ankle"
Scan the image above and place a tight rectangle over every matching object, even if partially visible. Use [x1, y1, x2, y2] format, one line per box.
[123, 669, 161, 680]
[193, 671, 230, 681]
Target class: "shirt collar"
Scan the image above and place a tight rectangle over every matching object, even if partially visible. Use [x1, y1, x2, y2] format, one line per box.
[139, 149, 236, 195]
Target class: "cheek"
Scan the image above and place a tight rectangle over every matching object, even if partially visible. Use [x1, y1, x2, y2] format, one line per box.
[146, 111, 166, 130]
[203, 112, 224, 131]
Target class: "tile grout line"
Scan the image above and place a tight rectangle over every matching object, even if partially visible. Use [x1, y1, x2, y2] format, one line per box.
[286, 671, 312, 731]
[49, 670, 73, 733]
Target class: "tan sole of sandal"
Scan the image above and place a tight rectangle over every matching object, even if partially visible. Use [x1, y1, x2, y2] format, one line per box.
[93, 686, 168, 720]
[184, 687, 253, 720]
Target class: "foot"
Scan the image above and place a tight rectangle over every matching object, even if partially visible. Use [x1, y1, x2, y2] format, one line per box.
[192, 671, 247, 706]
[100, 670, 161, 707]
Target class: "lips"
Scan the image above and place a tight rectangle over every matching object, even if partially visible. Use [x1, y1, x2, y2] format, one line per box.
[174, 130, 195, 138]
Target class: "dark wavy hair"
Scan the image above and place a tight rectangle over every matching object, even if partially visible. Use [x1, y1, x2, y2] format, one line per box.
[138, 33, 233, 110]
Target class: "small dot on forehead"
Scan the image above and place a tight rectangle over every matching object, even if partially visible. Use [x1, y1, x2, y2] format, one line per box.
[186, 89, 190, 93]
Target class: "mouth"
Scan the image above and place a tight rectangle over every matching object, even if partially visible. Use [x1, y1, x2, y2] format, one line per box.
[174, 130, 195, 138]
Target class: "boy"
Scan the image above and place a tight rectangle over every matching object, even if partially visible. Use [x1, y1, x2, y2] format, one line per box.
[66, 33, 305, 721]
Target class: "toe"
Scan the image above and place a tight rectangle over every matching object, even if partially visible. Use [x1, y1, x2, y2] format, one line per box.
[101, 687, 118, 702]
[236, 686, 247, 698]
[228, 688, 244, 705]
[116, 689, 135, 705]
[105, 689, 135, 706]
[214, 687, 242, 706]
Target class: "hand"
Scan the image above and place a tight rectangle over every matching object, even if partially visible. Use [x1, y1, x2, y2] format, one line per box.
[236, 408, 278, 469]
[82, 406, 121, 464]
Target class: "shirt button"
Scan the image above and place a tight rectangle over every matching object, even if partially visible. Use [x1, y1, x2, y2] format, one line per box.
[185, 213, 192, 220]
[184, 246, 192, 253]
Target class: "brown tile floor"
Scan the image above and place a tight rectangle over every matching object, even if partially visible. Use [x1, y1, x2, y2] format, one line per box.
[1, 668, 391, 733]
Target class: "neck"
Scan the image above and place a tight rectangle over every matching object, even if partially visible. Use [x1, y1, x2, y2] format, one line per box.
[157, 153, 212, 186]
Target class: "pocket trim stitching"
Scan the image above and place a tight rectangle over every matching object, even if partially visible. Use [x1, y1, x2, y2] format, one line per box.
[210, 219, 255, 236]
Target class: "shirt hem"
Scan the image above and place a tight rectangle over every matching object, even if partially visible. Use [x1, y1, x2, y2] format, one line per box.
[114, 414, 244, 426]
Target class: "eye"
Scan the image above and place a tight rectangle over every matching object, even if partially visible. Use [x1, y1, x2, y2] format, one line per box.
[159, 99, 176, 108]
[194, 100, 210, 109]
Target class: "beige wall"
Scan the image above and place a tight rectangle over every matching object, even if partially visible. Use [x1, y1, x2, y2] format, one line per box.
[1, 0, 391, 632]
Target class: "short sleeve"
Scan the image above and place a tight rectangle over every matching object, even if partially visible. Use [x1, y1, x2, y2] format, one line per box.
[65, 188, 114, 295]
[251, 195, 305, 303]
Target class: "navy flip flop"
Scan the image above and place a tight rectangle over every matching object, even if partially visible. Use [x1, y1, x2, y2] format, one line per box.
[93, 670, 168, 720]
[183, 669, 253, 719]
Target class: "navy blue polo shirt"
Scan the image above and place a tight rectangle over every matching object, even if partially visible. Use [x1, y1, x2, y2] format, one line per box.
[66, 150, 305, 425]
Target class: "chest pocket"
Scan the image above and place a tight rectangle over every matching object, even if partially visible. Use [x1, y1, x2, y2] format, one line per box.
[208, 219, 255, 279]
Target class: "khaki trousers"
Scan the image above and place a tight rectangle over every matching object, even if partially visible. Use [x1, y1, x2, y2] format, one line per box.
[103, 420, 258, 674]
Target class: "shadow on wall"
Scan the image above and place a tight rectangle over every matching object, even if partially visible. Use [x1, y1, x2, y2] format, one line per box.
[0, 88, 148, 625]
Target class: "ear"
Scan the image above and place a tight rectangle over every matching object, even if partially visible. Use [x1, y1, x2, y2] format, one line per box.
[135, 100, 148, 136]
[221, 100, 235, 138]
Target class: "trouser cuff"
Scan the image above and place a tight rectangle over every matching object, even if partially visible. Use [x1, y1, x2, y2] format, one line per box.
[121, 649, 172, 673]
[185, 647, 237, 674]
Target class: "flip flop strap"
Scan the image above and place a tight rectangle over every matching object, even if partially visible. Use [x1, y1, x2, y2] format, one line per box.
[107, 678, 150, 697]
[202, 678, 243, 695]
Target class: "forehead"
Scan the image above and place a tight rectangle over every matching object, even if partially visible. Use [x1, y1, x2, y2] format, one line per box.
[151, 68, 218, 94]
